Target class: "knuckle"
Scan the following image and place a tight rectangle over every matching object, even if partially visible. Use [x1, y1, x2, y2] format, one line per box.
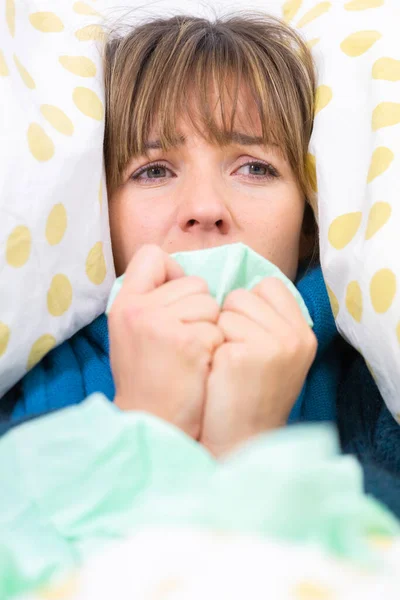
[212, 326, 225, 348]
[186, 276, 209, 293]
[208, 301, 221, 323]
[223, 288, 249, 310]
[108, 298, 142, 331]
[204, 294, 220, 312]
[280, 329, 317, 363]
[111, 302, 161, 340]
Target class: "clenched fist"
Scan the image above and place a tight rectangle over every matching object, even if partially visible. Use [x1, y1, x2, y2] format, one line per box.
[108, 245, 223, 440]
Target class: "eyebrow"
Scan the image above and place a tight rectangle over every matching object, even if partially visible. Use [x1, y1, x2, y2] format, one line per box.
[143, 132, 265, 150]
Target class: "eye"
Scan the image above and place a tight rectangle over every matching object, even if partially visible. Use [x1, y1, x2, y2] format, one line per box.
[130, 162, 173, 183]
[236, 161, 280, 180]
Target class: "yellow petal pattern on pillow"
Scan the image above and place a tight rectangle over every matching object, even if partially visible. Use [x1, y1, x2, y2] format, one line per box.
[367, 147, 394, 183]
[368, 534, 395, 551]
[27, 124, 55, 162]
[372, 57, 400, 81]
[73, 2, 100, 16]
[315, 85, 333, 115]
[59, 56, 96, 78]
[372, 102, 400, 131]
[86, 242, 106, 285]
[46, 204, 68, 246]
[6, 0, 15, 37]
[370, 269, 397, 313]
[328, 212, 362, 249]
[365, 202, 392, 239]
[0, 323, 11, 358]
[27, 335, 56, 370]
[340, 31, 382, 57]
[75, 24, 104, 42]
[29, 12, 64, 33]
[283, 0, 303, 22]
[297, 2, 331, 28]
[37, 574, 80, 599]
[73, 87, 104, 121]
[13, 55, 35, 89]
[47, 274, 73, 317]
[327, 286, 339, 319]
[345, 0, 384, 10]
[6, 226, 32, 268]
[0, 51, 9, 76]
[40, 105, 74, 136]
[150, 578, 184, 599]
[346, 281, 363, 323]
[293, 580, 334, 600]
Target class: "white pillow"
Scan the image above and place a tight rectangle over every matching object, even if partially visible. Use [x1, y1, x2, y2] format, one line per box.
[0, 0, 115, 397]
[283, 0, 400, 423]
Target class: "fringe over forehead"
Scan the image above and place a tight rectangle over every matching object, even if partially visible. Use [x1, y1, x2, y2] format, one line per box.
[104, 13, 316, 203]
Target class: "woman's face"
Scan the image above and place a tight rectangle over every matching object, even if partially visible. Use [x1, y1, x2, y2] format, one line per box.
[109, 90, 306, 280]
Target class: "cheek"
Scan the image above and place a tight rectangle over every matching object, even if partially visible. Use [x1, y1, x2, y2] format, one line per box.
[109, 190, 172, 274]
[238, 187, 304, 280]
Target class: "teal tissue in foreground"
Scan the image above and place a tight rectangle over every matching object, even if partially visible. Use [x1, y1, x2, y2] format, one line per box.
[107, 243, 312, 326]
[0, 396, 398, 599]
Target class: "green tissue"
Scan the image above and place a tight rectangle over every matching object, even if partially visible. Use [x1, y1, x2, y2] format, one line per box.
[106, 243, 313, 326]
[0, 396, 398, 599]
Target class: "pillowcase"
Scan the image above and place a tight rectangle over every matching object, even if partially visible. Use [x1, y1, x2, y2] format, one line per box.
[0, 0, 114, 397]
[280, 0, 400, 423]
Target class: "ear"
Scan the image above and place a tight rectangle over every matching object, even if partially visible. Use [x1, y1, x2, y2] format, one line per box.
[299, 203, 318, 262]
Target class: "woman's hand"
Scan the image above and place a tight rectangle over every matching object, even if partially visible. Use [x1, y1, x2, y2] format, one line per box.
[108, 244, 223, 440]
[200, 278, 317, 457]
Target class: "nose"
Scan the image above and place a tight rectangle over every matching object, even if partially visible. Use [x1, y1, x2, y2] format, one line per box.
[177, 182, 232, 235]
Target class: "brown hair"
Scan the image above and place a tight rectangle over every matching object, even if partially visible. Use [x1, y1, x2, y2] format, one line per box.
[103, 12, 317, 214]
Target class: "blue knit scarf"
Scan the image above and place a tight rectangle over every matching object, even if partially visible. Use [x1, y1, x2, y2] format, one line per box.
[8, 266, 339, 423]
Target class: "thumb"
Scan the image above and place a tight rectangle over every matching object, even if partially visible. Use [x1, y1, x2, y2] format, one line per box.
[123, 244, 185, 295]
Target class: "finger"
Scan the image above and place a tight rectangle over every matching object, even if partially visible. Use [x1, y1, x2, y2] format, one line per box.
[253, 278, 310, 333]
[222, 288, 287, 336]
[165, 294, 220, 324]
[185, 322, 225, 354]
[144, 276, 209, 308]
[123, 244, 185, 295]
[218, 310, 264, 343]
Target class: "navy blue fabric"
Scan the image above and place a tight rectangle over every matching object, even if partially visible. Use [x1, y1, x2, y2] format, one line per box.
[9, 314, 114, 420]
[336, 341, 400, 518]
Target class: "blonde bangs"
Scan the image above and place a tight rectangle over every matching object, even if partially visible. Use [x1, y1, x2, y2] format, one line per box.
[104, 14, 316, 201]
